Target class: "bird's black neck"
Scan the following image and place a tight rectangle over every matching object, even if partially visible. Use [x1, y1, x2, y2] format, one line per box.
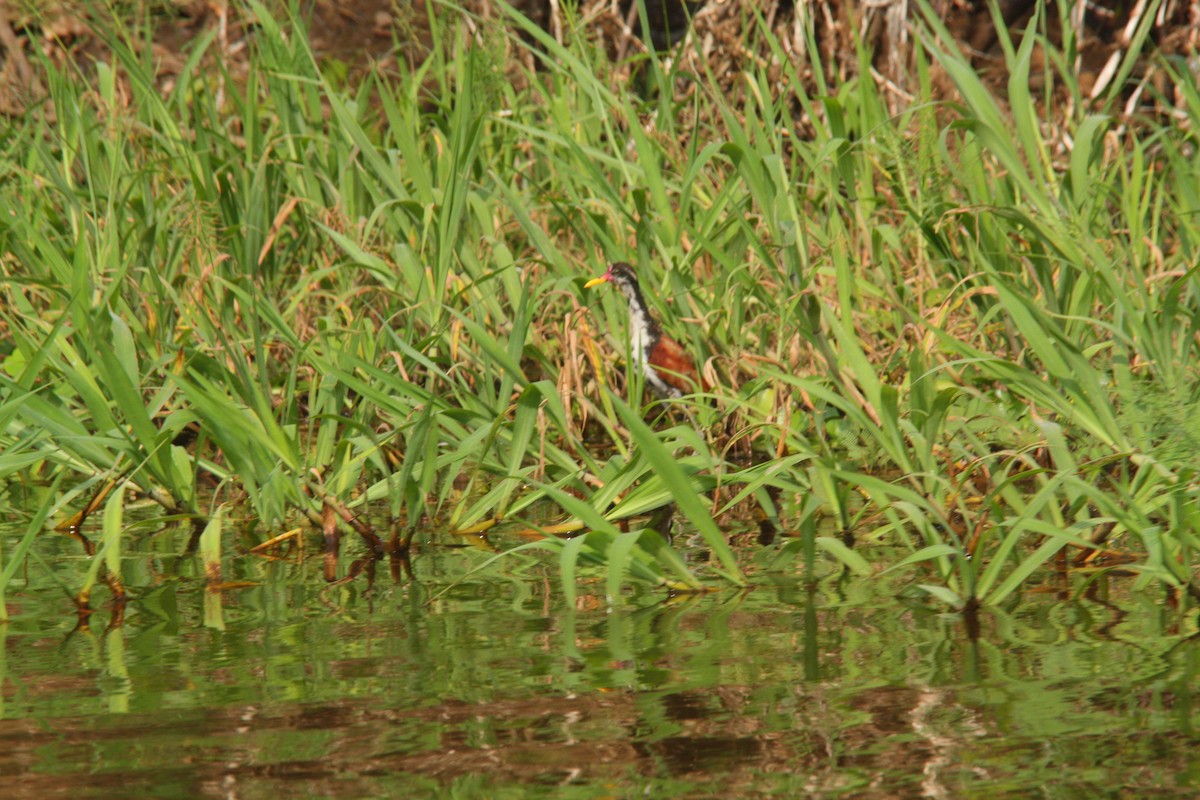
[621, 284, 661, 342]
[609, 265, 662, 342]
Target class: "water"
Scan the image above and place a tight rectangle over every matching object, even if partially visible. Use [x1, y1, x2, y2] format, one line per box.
[2, 522, 1198, 798]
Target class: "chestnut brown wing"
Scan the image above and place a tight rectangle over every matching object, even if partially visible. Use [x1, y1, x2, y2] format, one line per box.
[648, 334, 698, 395]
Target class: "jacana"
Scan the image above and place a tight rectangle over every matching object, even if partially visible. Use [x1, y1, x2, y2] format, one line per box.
[584, 262, 698, 398]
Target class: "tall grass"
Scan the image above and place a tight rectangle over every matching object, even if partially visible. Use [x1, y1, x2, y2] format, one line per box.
[0, 0, 1197, 615]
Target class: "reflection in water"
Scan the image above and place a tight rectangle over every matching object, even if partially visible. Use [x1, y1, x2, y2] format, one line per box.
[0, 532, 1196, 798]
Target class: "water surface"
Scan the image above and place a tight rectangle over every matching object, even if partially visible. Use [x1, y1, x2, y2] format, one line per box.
[2, 522, 1197, 798]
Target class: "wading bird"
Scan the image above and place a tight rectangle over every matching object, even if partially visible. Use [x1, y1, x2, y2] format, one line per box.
[584, 262, 698, 398]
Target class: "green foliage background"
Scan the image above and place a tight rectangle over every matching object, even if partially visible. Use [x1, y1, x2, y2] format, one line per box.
[1, 0, 1198, 610]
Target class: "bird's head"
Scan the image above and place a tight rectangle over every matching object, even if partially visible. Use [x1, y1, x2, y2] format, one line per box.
[584, 262, 640, 298]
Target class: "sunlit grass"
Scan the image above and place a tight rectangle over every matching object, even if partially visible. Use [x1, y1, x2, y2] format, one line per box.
[0, 0, 1197, 614]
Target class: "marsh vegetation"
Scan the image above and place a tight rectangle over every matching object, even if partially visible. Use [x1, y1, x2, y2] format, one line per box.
[1, 0, 1198, 621]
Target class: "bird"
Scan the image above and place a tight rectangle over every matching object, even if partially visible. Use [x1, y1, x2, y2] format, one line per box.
[584, 262, 699, 398]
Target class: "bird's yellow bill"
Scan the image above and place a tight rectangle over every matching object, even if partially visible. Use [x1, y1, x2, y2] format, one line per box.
[583, 275, 610, 289]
